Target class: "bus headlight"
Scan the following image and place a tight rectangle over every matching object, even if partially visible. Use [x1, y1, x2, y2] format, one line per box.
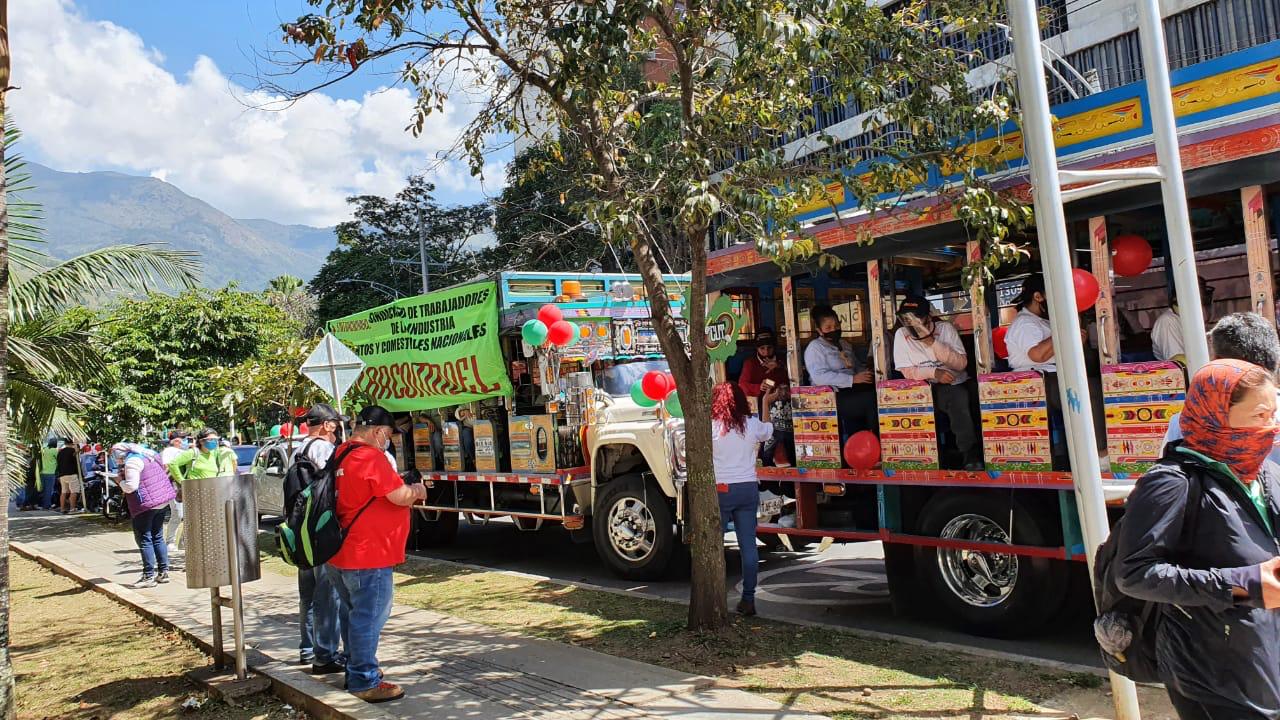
[671, 428, 687, 477]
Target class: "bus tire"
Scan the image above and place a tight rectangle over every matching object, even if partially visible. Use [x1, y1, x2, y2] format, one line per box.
[593, 474, 676, 580]
[416, 510, 459, 548]
[917, 491, 1068, 637]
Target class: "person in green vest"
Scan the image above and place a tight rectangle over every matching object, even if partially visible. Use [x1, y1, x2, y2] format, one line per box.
[167, 428, 238, 483]
[38, 439, 61, 510]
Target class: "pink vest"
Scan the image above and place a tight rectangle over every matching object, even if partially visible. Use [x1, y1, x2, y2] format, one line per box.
[126, 455, 176, 515]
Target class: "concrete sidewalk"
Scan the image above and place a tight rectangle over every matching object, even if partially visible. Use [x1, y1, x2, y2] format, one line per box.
[11, 512, 826, 720]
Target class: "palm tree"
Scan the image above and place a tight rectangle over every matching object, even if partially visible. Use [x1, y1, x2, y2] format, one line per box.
[265, 273, 317, 335]
[3, 124, 201, 479]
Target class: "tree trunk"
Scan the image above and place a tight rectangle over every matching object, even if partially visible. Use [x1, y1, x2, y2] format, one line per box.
[0, 2, 16, 716]
[626, 223, 728, 630]
[679, 226, 726, 630]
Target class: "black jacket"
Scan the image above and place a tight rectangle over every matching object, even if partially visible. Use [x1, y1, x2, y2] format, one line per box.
[1116, 444, 1280, 717]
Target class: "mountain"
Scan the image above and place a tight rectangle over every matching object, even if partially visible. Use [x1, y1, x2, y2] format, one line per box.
[24, 162, 337, 290]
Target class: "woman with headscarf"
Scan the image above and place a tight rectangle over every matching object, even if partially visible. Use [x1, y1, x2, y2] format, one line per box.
[711, 381, 779, 617]
[1116, 359, 1280, 719]
[110, 442, 176, 588]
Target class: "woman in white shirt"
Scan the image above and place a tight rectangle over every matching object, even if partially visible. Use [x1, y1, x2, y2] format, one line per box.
[712, 382, 779, 617]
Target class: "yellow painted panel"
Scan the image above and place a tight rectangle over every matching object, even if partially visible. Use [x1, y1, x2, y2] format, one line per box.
[1052, 98, 1143, 147]
[1172, 58, 1280, 117]
[795, 181, 845, 216]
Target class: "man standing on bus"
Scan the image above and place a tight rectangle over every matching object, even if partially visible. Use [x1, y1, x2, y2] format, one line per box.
[804, 305, 878, 440]
[893, 297, 983, 471]
[1151, 277, 1214, 363]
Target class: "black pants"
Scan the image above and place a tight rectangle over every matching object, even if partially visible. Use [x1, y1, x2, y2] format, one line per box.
[933, 381, 979, 455]
[1167, 688, 1269, 720]
[837, 386, 878, 445]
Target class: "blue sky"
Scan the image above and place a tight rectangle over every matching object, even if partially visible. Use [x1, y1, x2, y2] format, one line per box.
[12, 0, 508, 227]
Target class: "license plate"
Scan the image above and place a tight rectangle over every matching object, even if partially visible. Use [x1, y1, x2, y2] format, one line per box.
[758, 496, 784, 518]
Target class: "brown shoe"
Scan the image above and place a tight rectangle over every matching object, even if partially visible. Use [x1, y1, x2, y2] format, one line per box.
[351, 681, 404, 703]
[736, 599, 757, 616]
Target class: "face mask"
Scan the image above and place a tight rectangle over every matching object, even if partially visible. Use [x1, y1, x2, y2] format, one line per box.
[202, 439, 219, 451]
[821, 329, 841, 342]
[180, 439, 190, 449]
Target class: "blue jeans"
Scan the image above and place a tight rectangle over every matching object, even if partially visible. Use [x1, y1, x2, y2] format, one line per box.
[130, 508, 169, 576]
[327, 566, 393, 692]
[39, 475, 56, 509]
[298, 565, 346, 664]
[719, 482, 759, 603]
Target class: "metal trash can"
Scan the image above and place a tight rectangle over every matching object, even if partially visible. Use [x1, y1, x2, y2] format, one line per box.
[182, 473, 260, 588]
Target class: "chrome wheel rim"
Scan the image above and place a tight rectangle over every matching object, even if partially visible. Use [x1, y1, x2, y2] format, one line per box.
[936, 513, 1018, 608]
[607, 496, 656, 562]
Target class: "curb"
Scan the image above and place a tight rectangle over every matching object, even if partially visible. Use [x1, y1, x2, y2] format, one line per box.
[11, 540, 393, 720]
[403, 550, 1110, 678]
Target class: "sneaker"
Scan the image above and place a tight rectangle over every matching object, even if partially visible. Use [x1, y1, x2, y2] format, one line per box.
[351, 681, 404, 704]
[736, 599, 757, 616]
[156, 572, 170, 584]
[134, 575, 157, 589]
[310, 661, 346, 675]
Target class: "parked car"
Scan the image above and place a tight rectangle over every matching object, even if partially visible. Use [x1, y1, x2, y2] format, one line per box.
[251, 438, 292, 519]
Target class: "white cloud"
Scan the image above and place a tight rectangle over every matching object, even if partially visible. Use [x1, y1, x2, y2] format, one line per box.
[11, 0, 505, 227]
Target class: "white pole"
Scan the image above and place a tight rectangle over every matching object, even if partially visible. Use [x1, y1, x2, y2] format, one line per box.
[1006, 1, 1142, 718]
[1135, 0, 1208, 372]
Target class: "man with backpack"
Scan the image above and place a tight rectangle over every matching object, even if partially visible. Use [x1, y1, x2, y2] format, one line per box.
[326, 405, 425, 703]
[287, 404, 348, 672]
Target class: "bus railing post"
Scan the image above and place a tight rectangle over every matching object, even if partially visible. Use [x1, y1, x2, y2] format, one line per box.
[1007, 0, 1142, 716]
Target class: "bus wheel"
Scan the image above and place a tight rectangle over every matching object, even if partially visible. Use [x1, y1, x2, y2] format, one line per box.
[917, 492, 1067, 637]
[416, 510, 459, 548]
[593, 474, 676, 580]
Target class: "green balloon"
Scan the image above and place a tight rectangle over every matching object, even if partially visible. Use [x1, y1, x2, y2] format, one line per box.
[522, 319, 549, 346]
[665, 392, 684, 418]
[631, 381, 658, 407]
[269, 424, 282, 438]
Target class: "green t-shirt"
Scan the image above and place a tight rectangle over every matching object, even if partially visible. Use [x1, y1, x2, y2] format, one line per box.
[167, 447, 238, 483]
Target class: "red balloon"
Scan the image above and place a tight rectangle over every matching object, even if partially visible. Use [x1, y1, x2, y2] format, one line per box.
[1111, 234, 1153, 277]
[548, 320, 575, 346]
[641, 371, 672, 401]
[1073, 268, 1101, 312]
[843, 431, 881, 471]
[992, 325, 1009, 360]
[538, 304, 563, 326]
[281, 422, 294, 437]
[298, 423, 310, 436]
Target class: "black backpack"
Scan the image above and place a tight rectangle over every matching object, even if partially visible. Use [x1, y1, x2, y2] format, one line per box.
[1092, 463, 1202, 683]
[283, 439, 324, 511]
[276, 444, 374, 569]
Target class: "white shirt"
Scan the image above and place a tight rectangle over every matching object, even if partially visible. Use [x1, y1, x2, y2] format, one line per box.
[893, 321, 969, 384]
[120, 456, 146, 494]
[1150, 308, 1184, 361]
[804, 336, 856, 388]
[291, 436, 336, 467]
[1165, 395, 1280, 466]
[713, 417, 773, 484]
[159, 445, 184, 467]
[1006, 308, 1055, 372]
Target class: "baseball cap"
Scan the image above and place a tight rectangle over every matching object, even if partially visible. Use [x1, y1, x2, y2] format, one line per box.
[305, 403, 347, 424]
[897, 295, 933, 320]
[355, 405, 396, 429]
[168, 429, 190, 440]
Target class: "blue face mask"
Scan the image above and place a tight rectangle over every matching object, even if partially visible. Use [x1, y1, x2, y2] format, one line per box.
[202, 439, 219, 451]
[180, 439, 190, 449]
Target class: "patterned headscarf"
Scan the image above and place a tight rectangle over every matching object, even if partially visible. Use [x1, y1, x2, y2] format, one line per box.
[110, 442, 157, 461]
[1181, 359, 1278, 483]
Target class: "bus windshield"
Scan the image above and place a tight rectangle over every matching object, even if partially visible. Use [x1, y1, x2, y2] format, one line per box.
[597, 359, 670, 396]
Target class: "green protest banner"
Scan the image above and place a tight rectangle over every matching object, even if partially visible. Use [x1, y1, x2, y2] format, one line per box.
[328, 281, 513, 412]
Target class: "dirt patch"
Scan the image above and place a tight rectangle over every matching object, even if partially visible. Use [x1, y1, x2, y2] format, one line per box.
[12, 554, 307, 720]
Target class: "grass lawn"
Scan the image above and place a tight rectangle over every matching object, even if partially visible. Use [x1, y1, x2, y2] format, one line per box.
[258, 536, 1099, 719]
[12, 554, 307, 720]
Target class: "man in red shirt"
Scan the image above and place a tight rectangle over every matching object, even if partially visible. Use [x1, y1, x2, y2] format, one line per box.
[326, 405, 425, 703]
